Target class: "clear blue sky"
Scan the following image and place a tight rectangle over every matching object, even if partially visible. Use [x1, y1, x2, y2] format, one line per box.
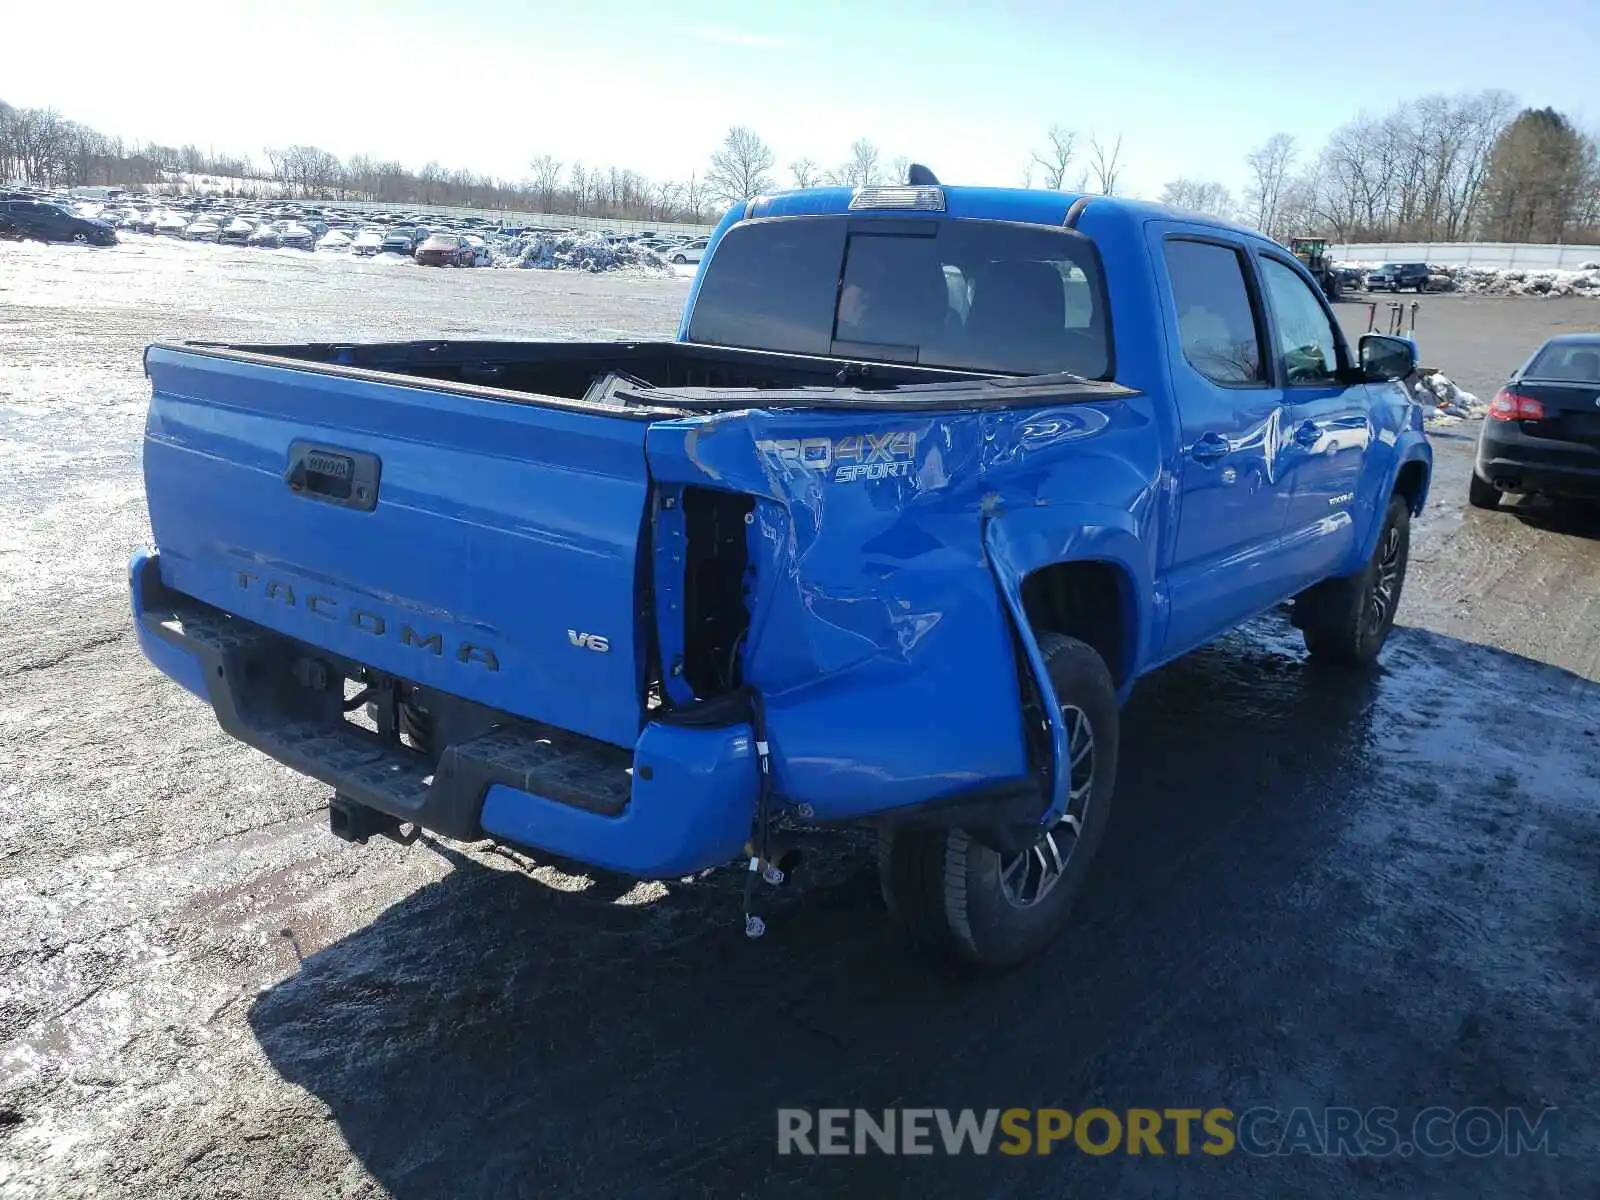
[8, 0, 1598, 198]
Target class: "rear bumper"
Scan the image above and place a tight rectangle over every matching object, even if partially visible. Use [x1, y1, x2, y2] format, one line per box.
[1476, 422, 1600, 497]
[130, 550, 759, 878]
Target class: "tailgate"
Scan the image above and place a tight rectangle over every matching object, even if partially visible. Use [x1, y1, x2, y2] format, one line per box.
[142, 345, 653, 748]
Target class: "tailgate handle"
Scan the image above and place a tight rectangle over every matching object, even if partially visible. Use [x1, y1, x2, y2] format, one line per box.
[285, 441, 381, 512]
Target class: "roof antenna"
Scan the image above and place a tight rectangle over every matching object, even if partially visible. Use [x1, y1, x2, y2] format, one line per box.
[906, 163, 940, 186]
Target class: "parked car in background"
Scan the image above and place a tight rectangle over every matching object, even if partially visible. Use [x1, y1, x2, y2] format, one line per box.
[352, 227, 385, 256]
[219, 217, 257, 245]
[1365, 262, 1430, 292]
[185, 220, 222, 242]
[1470, 333, 1600, 509]
[379, 226, 422, 255]
[278, 223, 316, 250]
[0, 199, 118, 245]
[245, 223, 281, 249]
[463, 234, 492, 266]
[666, 236, 709, 264]
[131, 210, 159, 235]
[317, 229, 353, 252]
[1335, 266, 1364, 291]
[415, 232, 474, 267]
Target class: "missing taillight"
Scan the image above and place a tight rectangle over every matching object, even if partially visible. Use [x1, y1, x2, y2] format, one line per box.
[680, 487, 755, 699]
[1490, 389, 1545, 420]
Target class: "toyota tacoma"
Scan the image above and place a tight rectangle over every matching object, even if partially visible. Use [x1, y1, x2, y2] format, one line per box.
[131, 175, 1432, 969]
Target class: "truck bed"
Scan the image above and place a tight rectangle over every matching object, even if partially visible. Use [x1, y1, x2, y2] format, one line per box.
[171, 338, 1135, 415]
[181, 338, 982, 412]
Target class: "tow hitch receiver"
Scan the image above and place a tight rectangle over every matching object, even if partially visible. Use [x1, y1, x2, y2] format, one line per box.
[329, 793, 420, 846]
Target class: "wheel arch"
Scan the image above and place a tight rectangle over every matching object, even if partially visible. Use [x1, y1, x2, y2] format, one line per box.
[982, 506, 1153, 698]
[1393, 454, 1430, 516]
[1019, 559, 1138, 690]
[1346, 433, 1430, 572]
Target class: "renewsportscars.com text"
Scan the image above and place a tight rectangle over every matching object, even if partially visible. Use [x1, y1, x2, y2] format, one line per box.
[776, 1107, 1560, 1157]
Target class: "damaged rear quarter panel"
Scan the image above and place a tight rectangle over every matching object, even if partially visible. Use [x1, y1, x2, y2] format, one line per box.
[645, 398, 1159, 819]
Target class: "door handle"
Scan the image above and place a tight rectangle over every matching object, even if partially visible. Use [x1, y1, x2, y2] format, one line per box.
[1189, 432, 1230, 464]
[1293, 420, 1322, 447]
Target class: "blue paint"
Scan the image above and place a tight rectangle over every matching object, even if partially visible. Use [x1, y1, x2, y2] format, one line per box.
[129, 550, 212, 702]
[133, 186, 1430, 875]
[480, 720, 758, 879]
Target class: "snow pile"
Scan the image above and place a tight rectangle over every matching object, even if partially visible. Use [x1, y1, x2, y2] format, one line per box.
[1444, 266, 1600, 297]
[506, 230, 671, 274]
[1412, 372, 1485, 426]
[1336, 259, 1600, 297]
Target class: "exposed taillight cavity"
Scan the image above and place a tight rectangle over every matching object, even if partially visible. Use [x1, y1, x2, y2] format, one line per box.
[1490, 389, 1545, 420]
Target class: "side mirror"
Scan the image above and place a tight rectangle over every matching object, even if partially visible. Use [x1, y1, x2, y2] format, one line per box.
[1359, 333, 1416, 383]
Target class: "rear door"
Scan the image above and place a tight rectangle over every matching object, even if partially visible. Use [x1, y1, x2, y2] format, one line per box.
[1152, 231, 1299, 658]
[143, 347, 654, 748]
[1255, 251, 1371, 581]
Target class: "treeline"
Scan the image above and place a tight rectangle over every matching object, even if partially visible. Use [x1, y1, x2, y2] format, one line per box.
[1156, 91, 1600, 244]
[0, 99, 718, 223]
[6, 92, 1598, 243]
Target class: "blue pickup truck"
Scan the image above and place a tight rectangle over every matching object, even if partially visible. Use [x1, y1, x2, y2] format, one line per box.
[131, 179, 1431, 969]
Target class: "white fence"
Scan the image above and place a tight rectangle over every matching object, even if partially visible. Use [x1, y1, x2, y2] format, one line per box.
[1331, 241, 1600, 269]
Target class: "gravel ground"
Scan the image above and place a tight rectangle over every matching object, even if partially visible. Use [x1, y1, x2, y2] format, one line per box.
[1, 240, 1597, 1199]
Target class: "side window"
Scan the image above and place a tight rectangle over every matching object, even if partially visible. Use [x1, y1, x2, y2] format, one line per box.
[1162, 239, 1264, 385]
[1258, 256, 1341, 386]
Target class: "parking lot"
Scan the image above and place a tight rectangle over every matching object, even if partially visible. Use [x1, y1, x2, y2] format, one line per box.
[0, 243, 1596, 1199]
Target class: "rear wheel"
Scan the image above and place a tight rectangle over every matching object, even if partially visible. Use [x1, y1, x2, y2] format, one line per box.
[1468, 472, 1501, 510]
[878, 633, 1119, 971]
[1294, 493, 1411, 666]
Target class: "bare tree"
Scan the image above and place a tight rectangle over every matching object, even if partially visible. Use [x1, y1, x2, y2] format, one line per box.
[843, 138, 883, 187]
[1158, 178, 1234, 218]
[652, 179, 684, 220]
[1032, 125, 1077, 190]
[1085, 132, 1125, 195]
[789, 157, 820, 188]
[706, 126, 775, 205]
[683, 171, 707, 220]
[263, 146, 291, 196]
[1243, 133, 1297, 236]
[889, 155, 910, 185]
[568, 162, 589, 213]
[529, 154, 562, 212]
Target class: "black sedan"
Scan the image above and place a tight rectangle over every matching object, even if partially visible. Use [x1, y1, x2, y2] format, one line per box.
[1364, 262, 1430, 292]
[0, 199, 117, 246]
[1471, 334, 1600, 508]
[379, 226, 423, 255]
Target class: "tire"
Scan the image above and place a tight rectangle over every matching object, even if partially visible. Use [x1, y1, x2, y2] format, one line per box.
[1468, 472, 1501, 510]
[672, 253, 687, 264]
[878, 633, 1120, 972]
[1294, 493, 1411, 666]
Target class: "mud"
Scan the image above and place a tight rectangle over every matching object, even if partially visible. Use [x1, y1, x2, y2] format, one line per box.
[1, 247, 1597, 1198]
